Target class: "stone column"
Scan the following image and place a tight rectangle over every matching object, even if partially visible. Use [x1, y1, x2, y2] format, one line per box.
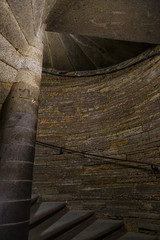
[0, 30, 43, 240]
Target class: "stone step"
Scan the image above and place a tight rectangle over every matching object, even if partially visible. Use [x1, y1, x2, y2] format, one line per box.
[31, 194, 39, 206]
[40, 210, 94, 239]
[7, 0, 35, 44]
[29, 200, 158, 240]
[0, 60, 17, 83]
[29, 206, 68, 240]
[70, 219, 123, 240]
[118, 232, 157, 240]
[70, 34, 116, 68]
[43, 31, 152, 72]
[45, 32, 74, 71]
[59, 33, 96, 71]
[0, 33, 23, 70]
[90, 36, 152, 64]
[30, 202, 66, 226]
[43, 32, 53, 68]
[0, 1, 28, 54]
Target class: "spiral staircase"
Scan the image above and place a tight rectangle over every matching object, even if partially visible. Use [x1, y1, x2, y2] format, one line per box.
[29, 194, 156, 240]
[0, 1, 160, 240]
[43, 32, 153, 71]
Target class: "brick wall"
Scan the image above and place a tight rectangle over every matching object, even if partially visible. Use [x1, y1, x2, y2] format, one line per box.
[33, 48, 160, 234]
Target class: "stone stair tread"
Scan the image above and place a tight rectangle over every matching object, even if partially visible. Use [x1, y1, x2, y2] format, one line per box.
[59, 33, 95, 71]
[41, 210, 94, 239]
[46, 32, 74, 71]
[0, 1, 28, 54]
[70, 34, 116, 68]
[31, 194, 39, 205]
[71, 219, 123, 240]
[7, 0, 35, 44]
[118, 232, 157, 240]
[30, 202, 66, 225]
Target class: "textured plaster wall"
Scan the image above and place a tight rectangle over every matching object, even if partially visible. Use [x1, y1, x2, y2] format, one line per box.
[33, 49, 160, 234]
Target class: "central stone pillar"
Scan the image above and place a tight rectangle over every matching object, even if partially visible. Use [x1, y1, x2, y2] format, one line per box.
[0, 31, 43, 240]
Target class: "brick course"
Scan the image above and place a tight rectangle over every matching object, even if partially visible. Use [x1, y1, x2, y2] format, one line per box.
[34, 49, 160, 234]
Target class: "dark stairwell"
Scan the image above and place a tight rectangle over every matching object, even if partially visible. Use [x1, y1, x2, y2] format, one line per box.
[0, 1, 160, 240]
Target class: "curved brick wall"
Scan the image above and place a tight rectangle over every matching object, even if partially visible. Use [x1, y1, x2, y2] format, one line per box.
[34, 48, 160, 234]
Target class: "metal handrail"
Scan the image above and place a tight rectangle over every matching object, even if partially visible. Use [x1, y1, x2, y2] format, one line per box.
[42, 51, 160, 78]
[36, 140, 160, 172]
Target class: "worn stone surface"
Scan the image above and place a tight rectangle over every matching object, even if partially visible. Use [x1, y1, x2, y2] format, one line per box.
[43, 32, 53, 68]
[15, 69, 41, 88]
[0, 161, 33, 181]
[3, 93, 39, 117]
[0, 222, 29, 240]
[0, 181, 32, 201]
[44, 0, 74, 23]
[45, 32, 74, 71]
[22, 56, 42, 77]
[43, 32, 153, 71]
[0, 82, 38, 240]
[0, 26, 43, 239]
[32, 0, 45, 34]
[0, 82, 13, 105]
[0, 0, 28, 54]
[46, 0, 160, 44]
[7, 0, 35, 45]
[42, 0, 56, 23]
[25, 46, 43, 64]
[34, 50, 160, 234]
[0, 143, 35, 163]
[0, 60, 18, 83]
[22, 45, 43, 77]
[71, 35, 153, 68]
[58, 33, 95, 71]
[9, 78, 40, 100]
[0, 200, 30, 226]
[0, 33, 24, 70]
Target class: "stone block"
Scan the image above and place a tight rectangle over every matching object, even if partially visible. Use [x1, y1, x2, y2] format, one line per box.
[14, 69, 41, 88]
[0, 60, 18, 83]
[0, 143, 35, 163]
[0, 82, 12, 104]
[0, 161, 33, 181]
[4, 97, 38, 116]
[22, 56, 42, 77]
[0, 126, 36, 145]
[0, 222, 29, 240]
[0, 200, 30, 224]
[0, 181, 32, 201]
[0, 34, 23, 69]
[8, 81, 40, 101]
[7, 0, 35, 45]
[0, 0, 28, 54]
[3, 111, 37, 130]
